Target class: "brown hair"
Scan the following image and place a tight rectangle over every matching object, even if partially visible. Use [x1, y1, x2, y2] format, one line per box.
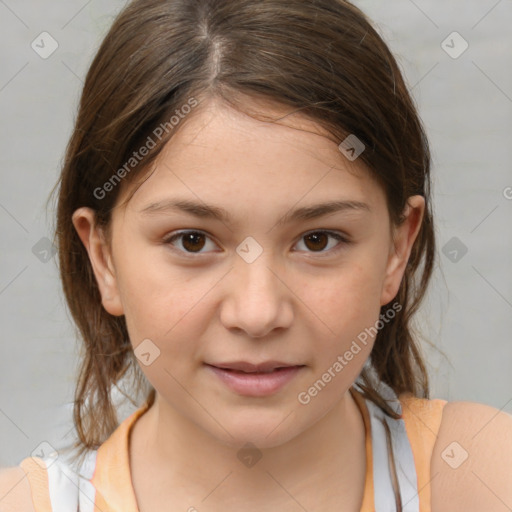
[51, 0, 436, 467]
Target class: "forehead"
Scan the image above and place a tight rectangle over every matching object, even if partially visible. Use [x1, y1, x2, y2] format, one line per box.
[116, 97, 386, 222]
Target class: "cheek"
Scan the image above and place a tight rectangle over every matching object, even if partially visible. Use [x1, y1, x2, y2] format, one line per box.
[118, 261, 211, 390]
[113, 246, 208, 343]
[301, 266, 382, 393]
[308, 261, 384, 335]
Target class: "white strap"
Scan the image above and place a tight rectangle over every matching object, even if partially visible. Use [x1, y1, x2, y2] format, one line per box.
[365, 398, 400, 510]
[354, 378, 420, 511]
[42, 450, 98, 512]
[77, 451, 98, 512]
[384, 412, 421, 511]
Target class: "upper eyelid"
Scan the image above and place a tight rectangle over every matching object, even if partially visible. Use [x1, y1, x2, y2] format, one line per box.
[165, 229, 349, 252]
[166, 228, 348, 240]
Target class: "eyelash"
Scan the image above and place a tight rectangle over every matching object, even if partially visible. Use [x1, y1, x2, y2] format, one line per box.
[162, 230, 351, 257]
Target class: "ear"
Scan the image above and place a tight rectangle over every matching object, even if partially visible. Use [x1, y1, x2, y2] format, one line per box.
[72, 207, 124, 316]
[380, 195, 425, 306]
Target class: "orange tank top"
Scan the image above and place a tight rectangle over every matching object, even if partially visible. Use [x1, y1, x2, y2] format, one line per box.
[18, 385, 447, 511]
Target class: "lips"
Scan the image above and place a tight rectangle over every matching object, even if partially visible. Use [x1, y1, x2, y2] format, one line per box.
[207, 361, 302, 373]
[205, 361, 305, 396]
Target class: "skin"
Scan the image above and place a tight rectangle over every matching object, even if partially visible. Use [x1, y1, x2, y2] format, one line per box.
[71, 96, 425, 511]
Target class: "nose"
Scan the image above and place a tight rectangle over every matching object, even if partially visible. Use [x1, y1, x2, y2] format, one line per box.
[219, 252, 294, 338]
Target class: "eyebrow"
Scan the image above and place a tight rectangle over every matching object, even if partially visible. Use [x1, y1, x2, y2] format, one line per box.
[139, 198, 371, 226]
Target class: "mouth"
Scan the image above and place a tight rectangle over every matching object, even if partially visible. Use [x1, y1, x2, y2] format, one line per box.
[205, 362, 306, 396]
[207, 361, 305, 373]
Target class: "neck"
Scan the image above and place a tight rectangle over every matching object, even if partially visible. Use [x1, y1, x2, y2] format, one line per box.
[130, 388, 367, 510]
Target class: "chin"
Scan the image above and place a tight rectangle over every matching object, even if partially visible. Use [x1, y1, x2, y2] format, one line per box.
[206, 409, 304, 451]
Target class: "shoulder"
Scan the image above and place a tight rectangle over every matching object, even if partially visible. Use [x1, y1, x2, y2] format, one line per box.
[430, 399, 512, 511]
[0, 466, 36, 512]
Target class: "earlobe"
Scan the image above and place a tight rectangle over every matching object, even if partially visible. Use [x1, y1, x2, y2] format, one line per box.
[380, 195, 425, 306]
[71, 207, 124, 316]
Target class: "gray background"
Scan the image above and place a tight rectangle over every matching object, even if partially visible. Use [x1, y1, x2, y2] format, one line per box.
[0, 0, 511, 467]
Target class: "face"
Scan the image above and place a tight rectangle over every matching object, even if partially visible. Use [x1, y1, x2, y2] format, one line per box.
[73, 96, 424, 449]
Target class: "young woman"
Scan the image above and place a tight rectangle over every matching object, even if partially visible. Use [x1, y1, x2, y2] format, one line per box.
[1, 0, 511, 510]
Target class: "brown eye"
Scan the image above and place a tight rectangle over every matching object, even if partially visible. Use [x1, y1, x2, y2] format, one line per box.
[304, 232, 329, 251]
[295, 231, 349, 254]
[181, 232, 206, 252]
[164, 231, 216, 254]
